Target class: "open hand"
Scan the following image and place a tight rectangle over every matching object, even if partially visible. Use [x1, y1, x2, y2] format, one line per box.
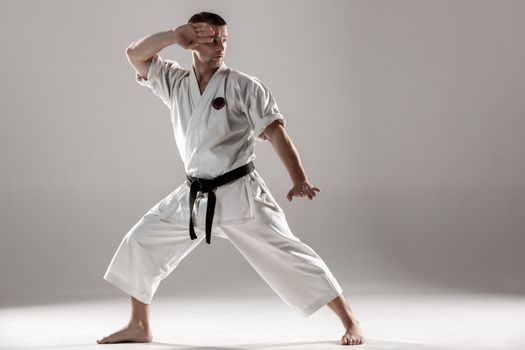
[173, 22, 215, 50]
[287, 181, 320, 202]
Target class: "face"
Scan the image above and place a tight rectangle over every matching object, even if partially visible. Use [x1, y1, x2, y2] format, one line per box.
[192, 24, 228, 68]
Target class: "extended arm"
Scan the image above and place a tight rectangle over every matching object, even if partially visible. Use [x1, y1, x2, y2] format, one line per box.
[262, 120, 320, 201]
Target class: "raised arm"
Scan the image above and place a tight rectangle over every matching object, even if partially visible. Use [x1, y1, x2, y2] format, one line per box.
[262, 120, 320, 202]
[125, 23, 215, 79]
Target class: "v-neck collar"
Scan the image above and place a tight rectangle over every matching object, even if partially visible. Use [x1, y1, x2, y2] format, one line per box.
[190, 62, 228, 107]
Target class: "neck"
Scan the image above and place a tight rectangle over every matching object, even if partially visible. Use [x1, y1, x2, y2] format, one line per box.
[192, 59, 220, 84]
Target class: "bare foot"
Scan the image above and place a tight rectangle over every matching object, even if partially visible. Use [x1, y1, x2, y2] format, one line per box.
[96, 321, 153, 344]
[341, 320, 365, 346]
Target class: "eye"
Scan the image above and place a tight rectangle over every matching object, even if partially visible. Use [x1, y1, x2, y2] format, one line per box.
[212, 38, 227, 44]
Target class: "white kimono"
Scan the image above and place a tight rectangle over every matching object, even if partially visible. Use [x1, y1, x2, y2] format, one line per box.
[102, 54, 343, 318]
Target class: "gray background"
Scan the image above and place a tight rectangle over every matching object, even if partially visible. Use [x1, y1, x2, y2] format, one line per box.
[1, 0, 524, 306]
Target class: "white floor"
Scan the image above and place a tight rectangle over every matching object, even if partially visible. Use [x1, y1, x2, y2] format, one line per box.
[1, 292, 524, 350]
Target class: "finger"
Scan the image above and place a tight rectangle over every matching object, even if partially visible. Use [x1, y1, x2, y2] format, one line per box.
[191, 22, 207, 27]
[197, 37, 214, 43]
[196, 27, 215, 34]
[194, 25, 212, 31]
[197, 33, 215, 39]
[196, 27, 214, 34]
[312, 187, 320, 192]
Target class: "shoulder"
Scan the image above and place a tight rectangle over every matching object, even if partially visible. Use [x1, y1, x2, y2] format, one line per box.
[227, 67, 267, 95]
[156, 55, 191, 81]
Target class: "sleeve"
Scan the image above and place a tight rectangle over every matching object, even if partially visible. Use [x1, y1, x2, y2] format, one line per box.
[135, 54, 184, 108]
[243, 78, 286, 142]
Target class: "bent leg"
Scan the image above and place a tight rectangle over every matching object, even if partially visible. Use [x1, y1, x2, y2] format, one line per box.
[217, 201, 343, 318]
[103, 212, 205, 304]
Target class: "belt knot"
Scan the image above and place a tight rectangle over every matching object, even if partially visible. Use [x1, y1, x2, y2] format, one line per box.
[185, 161, 255, 245]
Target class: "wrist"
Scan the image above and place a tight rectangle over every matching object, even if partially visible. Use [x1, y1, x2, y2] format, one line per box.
[291, 175, 307, 186]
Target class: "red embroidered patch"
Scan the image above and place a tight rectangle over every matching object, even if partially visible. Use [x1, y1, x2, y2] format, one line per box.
[212, 97, 226, 110]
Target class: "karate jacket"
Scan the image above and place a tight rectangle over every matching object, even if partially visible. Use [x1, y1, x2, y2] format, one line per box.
[135, 54, 286, 225]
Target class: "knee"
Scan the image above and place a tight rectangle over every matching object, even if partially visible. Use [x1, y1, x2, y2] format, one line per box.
[125, 214, 159, 245]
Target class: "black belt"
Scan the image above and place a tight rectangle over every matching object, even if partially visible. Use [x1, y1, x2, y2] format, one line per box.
[186, 161, 255, 244]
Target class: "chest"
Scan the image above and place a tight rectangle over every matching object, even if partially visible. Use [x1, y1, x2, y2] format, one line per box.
[173, 75, 248, 140]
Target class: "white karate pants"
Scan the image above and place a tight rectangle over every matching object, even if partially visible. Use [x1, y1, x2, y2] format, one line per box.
[103, 186, 343, 318]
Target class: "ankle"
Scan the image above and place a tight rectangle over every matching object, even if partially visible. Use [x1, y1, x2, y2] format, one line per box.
[343, 317, 360, 329]
[129, 319, 150, 330]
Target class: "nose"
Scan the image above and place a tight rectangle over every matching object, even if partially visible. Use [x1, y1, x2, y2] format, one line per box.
[216, 39, 226, 50]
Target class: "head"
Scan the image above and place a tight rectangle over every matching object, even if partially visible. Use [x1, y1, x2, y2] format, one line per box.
[188, 12, 228, 68]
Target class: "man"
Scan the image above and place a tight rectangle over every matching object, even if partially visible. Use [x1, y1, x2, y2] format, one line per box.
[97, 12, 365, 346]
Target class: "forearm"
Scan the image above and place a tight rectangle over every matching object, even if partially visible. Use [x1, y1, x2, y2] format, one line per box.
[269, 127, 308, 185]
[126, 29, 178, 60]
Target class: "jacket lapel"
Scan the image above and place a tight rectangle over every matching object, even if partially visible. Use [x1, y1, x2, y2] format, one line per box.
[189, 62, 228, 116]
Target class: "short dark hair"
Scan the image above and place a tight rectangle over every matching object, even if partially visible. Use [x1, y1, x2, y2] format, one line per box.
[188, 12, 227, 26]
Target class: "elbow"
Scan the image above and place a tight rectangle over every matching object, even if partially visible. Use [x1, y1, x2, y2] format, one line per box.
[125, 45, 145, 60]
[125, 46, 136, 59]
[125, 46, 156, 62]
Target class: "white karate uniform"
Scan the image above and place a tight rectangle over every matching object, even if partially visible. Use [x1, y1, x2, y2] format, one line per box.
[103, 54, 343, 317]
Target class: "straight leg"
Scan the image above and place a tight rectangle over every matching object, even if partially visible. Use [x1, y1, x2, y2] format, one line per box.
[218, 200, 343, 317]
[218, 192, 366, 345]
